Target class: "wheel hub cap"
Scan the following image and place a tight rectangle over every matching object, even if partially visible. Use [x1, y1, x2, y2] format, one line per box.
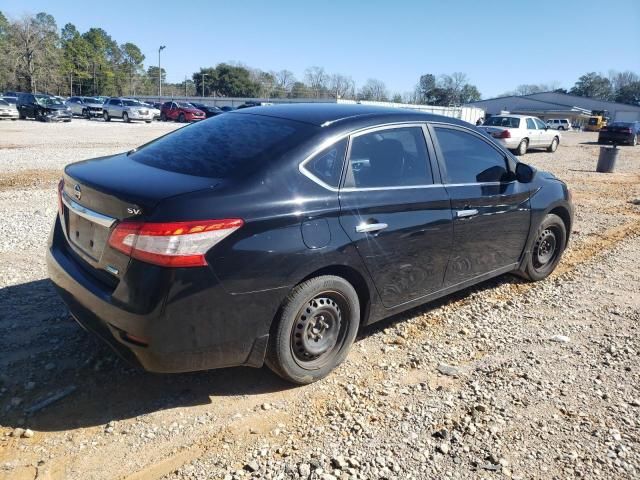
[293, 297, 341, 361]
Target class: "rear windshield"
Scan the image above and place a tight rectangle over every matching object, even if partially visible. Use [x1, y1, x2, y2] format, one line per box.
[483, 116, 521, 128]
[608, 122, 631, 128]
[131, 113, 314, 178]
[588, 118, 598, 125]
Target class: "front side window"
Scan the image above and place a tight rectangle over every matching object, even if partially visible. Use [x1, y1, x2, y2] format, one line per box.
[345, 127, 432, 188]
[304, 139, 347, 188]
[434, 127, 512, 184]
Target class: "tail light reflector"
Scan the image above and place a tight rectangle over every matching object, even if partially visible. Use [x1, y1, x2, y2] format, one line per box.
[493, 129, 511, 139]
[57, 179, 64, 215]
[108, 219, 243, 267]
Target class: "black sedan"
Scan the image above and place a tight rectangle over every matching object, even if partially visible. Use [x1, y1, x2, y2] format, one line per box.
[190, 102, 224, 118]
[47, 104, 573, 384]
[598, 121, 640, 146]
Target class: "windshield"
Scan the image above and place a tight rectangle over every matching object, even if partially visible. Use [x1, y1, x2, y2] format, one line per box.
[35, 95, 63, 106]
[131, 113, 315, 178]
[483, 116, 521, 128]
[0, 99, 9, 107]
[2, 97, 16, 104]
[608, 122, 631, 128]
[82, 97, 102, 103]
[123, 100, 143, 107]
[176, 102, 195, 108]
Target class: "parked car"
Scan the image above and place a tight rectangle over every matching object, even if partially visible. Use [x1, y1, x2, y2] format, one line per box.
[236, 101, 273, 109]
[219, 105, 234, 112]
[103, 98, 153, 123]
[142, 102, 161, 120]
[17, 93, 72, 122]
[189, 102, 224, 118]
[546, 118, 571, 131]
[478, 114, 560, 155]
[598, 121, 640, 146]
[160, 101, 205, 122]
[65, 96, 104, 118]
[48, 104, 573, 384]
[0, 98, 19, 120]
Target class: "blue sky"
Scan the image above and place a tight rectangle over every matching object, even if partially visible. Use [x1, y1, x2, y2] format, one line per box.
[2, 0, 639, 98]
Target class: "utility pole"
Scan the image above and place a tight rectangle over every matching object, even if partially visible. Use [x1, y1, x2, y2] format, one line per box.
[201, 73, 207, 98]
[158, 45, 166, 97]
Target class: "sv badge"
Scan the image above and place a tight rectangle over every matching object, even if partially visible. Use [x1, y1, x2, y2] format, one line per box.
[127, 207, 142, 216]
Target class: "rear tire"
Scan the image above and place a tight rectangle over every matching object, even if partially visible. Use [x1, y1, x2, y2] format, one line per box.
[178, 113, 185, 123]
[160, 112, 166, 121]
[632, 135, 638, 146]
[547, 137, 559, 153]
[516, 139, 528, 156]
[517, 213, 567, 282]
[266, 275, 360, 384]
[123, 112, 130, 123]
[103, 111, 110, 122]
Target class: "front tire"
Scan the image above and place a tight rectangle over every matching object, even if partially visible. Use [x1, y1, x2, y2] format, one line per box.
[160, 112, 167, 121]
[547, 137, 559, 153]
[178, 113, 185, 123]
[123, 112, 130, 123]
[518, 213, 567, 282]
[266, 275, 360, 384]
[516, 139, 528, 156]
[632, 135, 638, 146]
[103, 111, 110, 122]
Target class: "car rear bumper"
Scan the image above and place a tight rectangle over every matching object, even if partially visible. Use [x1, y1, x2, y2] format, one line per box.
[47, 215, 282, 373]
[598, 132, 636, 144]
[493, 137, 521, 149]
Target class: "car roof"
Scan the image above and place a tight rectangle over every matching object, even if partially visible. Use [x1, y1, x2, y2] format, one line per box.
[230, 103, 472, 128]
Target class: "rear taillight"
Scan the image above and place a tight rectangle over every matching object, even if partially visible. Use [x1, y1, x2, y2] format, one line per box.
[57, 178, 64, 215]
[493, 129, 511, 139]
[108, 219, 243, 267]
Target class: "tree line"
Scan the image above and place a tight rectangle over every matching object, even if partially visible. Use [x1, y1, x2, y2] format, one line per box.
[1, 10, 638, 107]
[499, 71, 640, 105]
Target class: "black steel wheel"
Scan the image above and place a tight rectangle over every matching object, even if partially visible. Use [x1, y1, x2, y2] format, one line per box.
[518, 213, 567, 282]
[266, 275, 360, 384]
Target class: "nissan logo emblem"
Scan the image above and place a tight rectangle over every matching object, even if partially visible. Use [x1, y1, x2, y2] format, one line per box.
[74, 184, 82, 200]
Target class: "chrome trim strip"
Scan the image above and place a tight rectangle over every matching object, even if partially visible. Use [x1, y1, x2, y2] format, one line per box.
[355, 222, 388, 233]
[61, 191, 116, 228]
[455, 209, 479, 218]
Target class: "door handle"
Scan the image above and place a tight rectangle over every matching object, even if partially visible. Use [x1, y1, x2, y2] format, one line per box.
[455, 209, 479, 219]
[355, 222, 388, 234]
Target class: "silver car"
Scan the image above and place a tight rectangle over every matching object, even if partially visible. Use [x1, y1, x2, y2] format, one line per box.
[0, 98, 19, 120]
[479, 114, 560, 155]
[65, 96, 104, 118]
[103, 98, 153, 123]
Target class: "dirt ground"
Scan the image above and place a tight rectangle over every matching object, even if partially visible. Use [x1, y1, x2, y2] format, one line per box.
[0, 119, 638, 480]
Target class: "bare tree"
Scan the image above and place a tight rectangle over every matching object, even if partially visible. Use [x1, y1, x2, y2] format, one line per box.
[274, 69, 295, 96]
[358, 78, 388, 102]
[608, 70, 640, 92]
[329, 73, 355, 99]
[304, 66, 328, 97]
[9, 13, 59, 92]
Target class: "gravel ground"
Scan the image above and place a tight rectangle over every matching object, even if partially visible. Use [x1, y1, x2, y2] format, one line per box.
[0, 121, 638, 480]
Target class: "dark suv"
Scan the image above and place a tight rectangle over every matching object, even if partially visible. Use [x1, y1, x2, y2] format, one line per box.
[17, 93, 72, 122]
[47, 104, 573, 384]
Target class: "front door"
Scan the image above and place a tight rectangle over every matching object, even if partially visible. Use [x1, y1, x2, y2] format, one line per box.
[429, 125, 532, 287]
[525, 117, 541, 146]
[338, 125, 453, 308]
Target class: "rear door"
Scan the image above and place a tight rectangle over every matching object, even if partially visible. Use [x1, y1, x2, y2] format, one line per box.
[430, 124, 532, 286]
[525, 117, 540, 146]
[338, 124, 453, 308]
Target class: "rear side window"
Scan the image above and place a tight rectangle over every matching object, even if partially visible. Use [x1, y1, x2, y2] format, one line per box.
[434, 127, 512, 184]
[344, 127, 432, 188]
[304, 139, 347, 188]
[132, 113, 315, 178]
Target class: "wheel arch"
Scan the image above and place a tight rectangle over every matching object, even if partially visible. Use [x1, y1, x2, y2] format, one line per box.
[548, 205, 572, 241]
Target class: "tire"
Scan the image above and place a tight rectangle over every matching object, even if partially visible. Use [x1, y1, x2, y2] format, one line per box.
[517, 213, 567, 282]
[558, 126, 565, 131]
[632, 135, 638, 147]
[145, 120, 151, 124]
[266, 275, 360, 384]
[84, 109, 91, 120]
[103, 111, 110, 122]
[516, 139, 528, 156]
[123, 112, 130, 123]
[18, 111, 26, 120]
[160, 112, 166, 121]
[178, 113, 185, 123]
[547, 137, 559, 153]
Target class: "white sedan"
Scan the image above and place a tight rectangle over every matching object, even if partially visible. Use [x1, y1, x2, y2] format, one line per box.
[479, 114, 560, 155]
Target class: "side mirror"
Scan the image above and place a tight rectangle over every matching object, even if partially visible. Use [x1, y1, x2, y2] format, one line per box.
[544, 126, 549, 130]
[515, 162, 535, 183]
